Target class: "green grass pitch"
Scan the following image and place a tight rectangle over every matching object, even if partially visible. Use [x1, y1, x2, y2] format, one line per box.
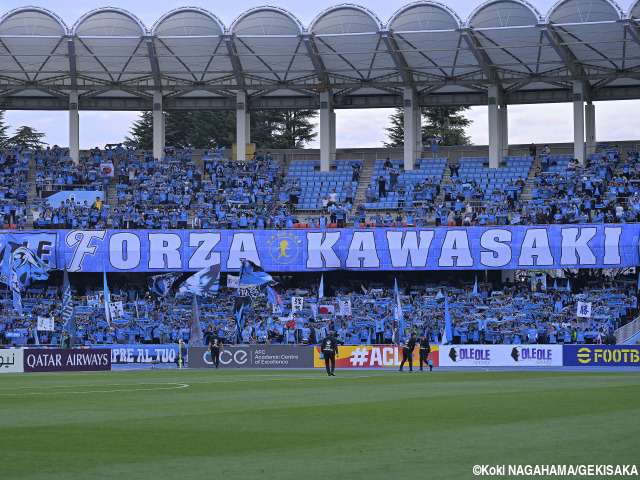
[1, 369, 638, 480]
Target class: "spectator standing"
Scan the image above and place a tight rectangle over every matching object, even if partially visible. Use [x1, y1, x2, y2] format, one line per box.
[378, 176, 387, 198]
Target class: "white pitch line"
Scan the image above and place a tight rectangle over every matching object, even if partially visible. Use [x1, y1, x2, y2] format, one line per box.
[191, 373, 386, 384]
[0, 383, 190, 396]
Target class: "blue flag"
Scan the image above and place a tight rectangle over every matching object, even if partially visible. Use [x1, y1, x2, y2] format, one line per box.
[394, 279, 404, 341]
[442, 296, 453, 345]
[0, 236, 49, 289]
[178, 264, 221, 297]
[267, 286, 282, 306]
[103, 269, 112, 326]
[235, 303, 245, 342]
[472, 276, 478, 295]
[318, 274, 324, 299]
[62, 266, 75, 342]
[566, 279, 571, 293]
[149, 273, 179, 296]
[189, 295, 203, 347]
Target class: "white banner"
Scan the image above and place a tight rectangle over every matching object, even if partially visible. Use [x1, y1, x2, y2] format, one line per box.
[439, 345, 563, 367]
[577, 301, 592, 318]
[291, 297, 303, 312]
[37, 316, 54, 331]
[109, 301, 124, 320]
[272, 303, 283, 315]
[339, 299, 352, 317]
[226, 275, 239, 289]
[86, 294, 101, 307]
[0, 349, 23, 373]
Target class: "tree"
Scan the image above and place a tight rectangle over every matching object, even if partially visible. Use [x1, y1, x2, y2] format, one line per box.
[126, 108, 316, 151]
[125, 111, 153, 149]
[384, 109, 404, 148]
[7, 126, 47, 149]
[422, 106, 472, 146]
[0, 111, 10, 148]
[244, 109, 318, 149]
[272, 109, 317, 149]
[384, 106, 472, 147]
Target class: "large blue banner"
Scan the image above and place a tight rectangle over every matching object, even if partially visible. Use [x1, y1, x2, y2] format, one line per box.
[563, 345, 640, 367]
[1, 225, 637, 272]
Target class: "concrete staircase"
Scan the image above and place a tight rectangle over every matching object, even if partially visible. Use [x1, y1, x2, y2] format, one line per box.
[614, 316, 640, 344]
[518, 155, 542, 203]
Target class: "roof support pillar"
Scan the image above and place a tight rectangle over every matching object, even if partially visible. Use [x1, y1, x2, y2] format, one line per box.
[236, 91, 248, 162]
[403, 87, 419, 170]
[500, 104, 508, 160]
[153, 91, 164, 161]
[488, 85, 501, 169]
[69, 90, 79, 165]
[573, 81, 585, 165]
[319, 91, 334, 172]
[245, 111, 251, 145]
[585, 103, 596, 156]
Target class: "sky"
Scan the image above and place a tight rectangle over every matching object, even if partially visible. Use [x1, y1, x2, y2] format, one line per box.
[1, 0, 639, 149]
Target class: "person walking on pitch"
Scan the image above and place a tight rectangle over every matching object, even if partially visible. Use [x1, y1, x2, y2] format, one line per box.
[208, 330, 225, 369]
[419, 333, 432, 371]
[321, 331, 339, 376]
[399, 332, 418, 372]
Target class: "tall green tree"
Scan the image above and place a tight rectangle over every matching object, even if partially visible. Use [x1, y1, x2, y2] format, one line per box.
[125, 111, 153, 149]
[0, 111, 10, 148]
[7, 126, 47, 149]
[126, 108, 316, 151]
[384, 106, 472, 147]
[273, 109, 317, 149]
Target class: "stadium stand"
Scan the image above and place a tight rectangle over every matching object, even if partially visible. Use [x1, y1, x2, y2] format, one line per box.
[1, 275, 630, 348]
[1, 141, 640, 232]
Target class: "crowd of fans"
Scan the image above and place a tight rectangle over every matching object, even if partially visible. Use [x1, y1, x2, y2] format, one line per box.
[0, 274, 631, 348]
[1, 142, 640, 231]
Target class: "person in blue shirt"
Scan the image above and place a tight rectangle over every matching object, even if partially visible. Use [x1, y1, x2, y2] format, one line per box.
[527, 323, 538, 344]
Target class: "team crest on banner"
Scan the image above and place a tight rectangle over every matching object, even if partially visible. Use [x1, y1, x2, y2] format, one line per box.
[267, 232, 301, 265]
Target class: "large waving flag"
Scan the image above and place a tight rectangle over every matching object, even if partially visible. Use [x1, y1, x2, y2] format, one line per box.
[103, 269, 112, 326]
[149, 273, 179, 296]
[234, 302, 245, 342]
[267, 286, 283, 307]
[62, 266, 76, 345]
[394, 278, 405, 342]
[442, 295, 453, 345]
[237, 260, 274, 301]
[178, 264, 221, 297]
[0, 236, 50, 290]
[188, 295, 204, 347]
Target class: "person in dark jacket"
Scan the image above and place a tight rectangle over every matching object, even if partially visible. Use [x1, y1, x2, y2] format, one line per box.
[399, 332, 418, 372]
[321, 331, 339, 376]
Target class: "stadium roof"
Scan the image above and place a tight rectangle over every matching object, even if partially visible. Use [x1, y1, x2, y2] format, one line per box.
[1, 0, 640, 110]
